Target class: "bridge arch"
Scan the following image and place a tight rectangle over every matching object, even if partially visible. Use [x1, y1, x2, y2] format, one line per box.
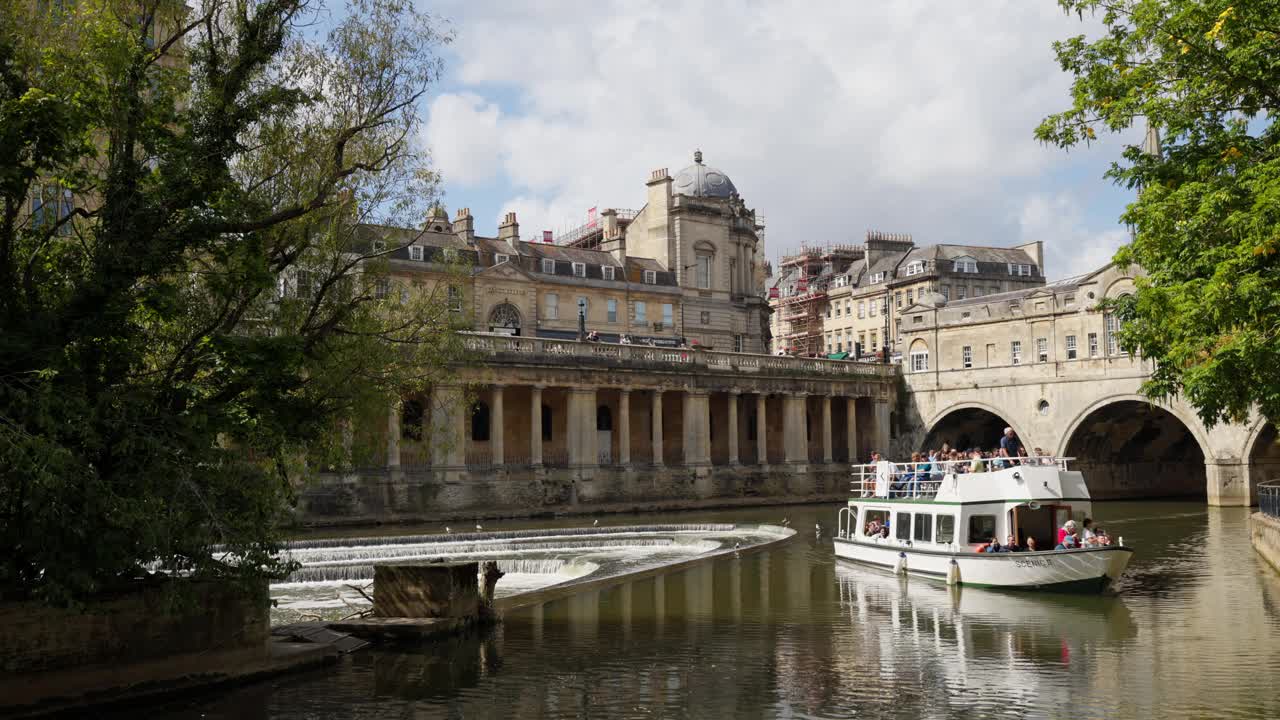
[922, 402, 1031, 454]
[1056, 395, 1210, 499]
[1245, 418, 1280, 502]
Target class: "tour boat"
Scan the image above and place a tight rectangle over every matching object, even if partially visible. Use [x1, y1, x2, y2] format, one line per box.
[832, 458, 1133, 593]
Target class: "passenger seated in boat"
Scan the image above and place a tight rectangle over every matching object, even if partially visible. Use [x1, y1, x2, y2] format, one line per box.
[1081, 518, 1097, 544]
[1026, 537, 1039, 552]
[1057, 519, 1077, 546]
[1003, 534, 1021, 552]
[1055, 532, 1080, 550]
[865, 519, 882, 536]
[978, 535, 1004, 553]
[1093, 528, 1112, 546]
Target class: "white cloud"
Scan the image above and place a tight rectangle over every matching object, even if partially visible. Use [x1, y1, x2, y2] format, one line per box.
[1017, 192, 1130, 277]
[422, 0, 1136, 278]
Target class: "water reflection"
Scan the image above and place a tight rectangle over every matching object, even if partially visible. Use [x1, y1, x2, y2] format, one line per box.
[122, 503, 1280, 720]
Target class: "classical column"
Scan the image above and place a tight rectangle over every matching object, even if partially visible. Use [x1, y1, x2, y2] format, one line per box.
[386, 400, 401, 469]
[651, 390, 664, 466]
[783, 393, 808, 464]
[567, 387, 598, 468]
[846, 397, 859, 463]
[684, 390, 710, 466]
[530, 385, 544, 467]
[430, 385, 465, 467]
[490, 385, 504, 466]
[727, 390, 740, 465]
[618, 389, 631, 466]
[873, 398, 891, 455]
[821, 395, 833, 463]
[756, 393, 768, 465]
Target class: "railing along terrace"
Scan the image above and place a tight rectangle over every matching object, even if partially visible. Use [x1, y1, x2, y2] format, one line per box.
[850, 457, 1072, 499]
[462, 333, 895, 378]
[1261, 480, 1280, 519]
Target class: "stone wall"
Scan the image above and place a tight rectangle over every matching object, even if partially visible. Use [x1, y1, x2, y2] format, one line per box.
[0, 580, 269, 713]
[1251, 512, 1280, 575]
[294, 464, 853, 525]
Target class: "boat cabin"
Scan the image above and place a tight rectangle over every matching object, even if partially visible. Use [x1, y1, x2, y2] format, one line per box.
[836, 459, 1093, 552]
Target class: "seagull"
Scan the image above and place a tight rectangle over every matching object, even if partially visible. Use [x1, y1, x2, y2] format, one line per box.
[475, 523, 483, 532]
[445, 526, 452, 534]
[593, 519, 599, 527]
[734, 541, 741, 549]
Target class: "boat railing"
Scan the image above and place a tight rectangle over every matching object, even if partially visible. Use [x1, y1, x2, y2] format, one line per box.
[1260, 480, 1280, 520]
[849, 457, 1073, 499]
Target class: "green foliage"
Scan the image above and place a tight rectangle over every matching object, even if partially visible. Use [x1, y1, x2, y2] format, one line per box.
[1038, 0, 1280, 428]
[0, 0, 466, 604]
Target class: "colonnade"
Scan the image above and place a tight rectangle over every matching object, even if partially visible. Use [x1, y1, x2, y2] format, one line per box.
[384, 384, 892, 472]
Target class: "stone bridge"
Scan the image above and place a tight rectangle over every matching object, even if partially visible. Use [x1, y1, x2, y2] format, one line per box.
[898, 265, 1277, 506]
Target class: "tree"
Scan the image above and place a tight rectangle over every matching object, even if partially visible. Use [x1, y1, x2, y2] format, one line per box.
[1037, 0, 1280, 428]
[0, 0, 467, 604]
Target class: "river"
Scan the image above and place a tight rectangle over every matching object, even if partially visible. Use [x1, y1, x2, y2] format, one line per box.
[125, 501, 1280, 719]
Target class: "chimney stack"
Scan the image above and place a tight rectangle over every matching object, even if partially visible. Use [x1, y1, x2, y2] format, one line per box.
[452, 207, 475, 245]
[497, 211, 519, 243]
[601, 209, 627, 265]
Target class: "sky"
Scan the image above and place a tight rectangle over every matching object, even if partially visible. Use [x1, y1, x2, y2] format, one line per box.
[418, 0, 1142, 281]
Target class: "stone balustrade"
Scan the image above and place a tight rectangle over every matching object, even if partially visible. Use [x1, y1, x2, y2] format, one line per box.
[461, 333, 896, 378]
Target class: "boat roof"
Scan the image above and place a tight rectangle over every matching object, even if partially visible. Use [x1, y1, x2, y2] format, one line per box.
[850, 463, 1092, 507]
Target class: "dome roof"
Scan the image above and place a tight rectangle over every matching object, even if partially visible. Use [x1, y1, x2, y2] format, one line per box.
[672, 150, 737, 199]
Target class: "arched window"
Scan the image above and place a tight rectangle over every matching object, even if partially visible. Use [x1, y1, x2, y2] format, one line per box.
[1104, 293, 1131, 357]
[401, 399, 424, 440]
[909, 338, 930, 373]
[596, 405, 612, 431]
[471, 401, 490, 442]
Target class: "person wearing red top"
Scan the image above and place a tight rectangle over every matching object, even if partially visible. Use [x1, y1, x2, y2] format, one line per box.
[1057, 519, 1077, 546]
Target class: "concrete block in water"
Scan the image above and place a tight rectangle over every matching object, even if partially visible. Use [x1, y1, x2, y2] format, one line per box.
[373, 563, 479, 619]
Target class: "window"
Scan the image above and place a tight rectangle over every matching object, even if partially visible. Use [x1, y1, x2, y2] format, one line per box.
[940, 285, 950, 301]
[836, 341, 842, 352]
[572, 262, 586, 278]
[835, 303, 842, 318]
[696, 255, 712, 289]
[870, 271, 885, 283]
[607, 299, 618, 323]
[858, 332, 866, 351]
[1066, 335, 1078, 360]
[1105, 313, 1122, 355]
[700, 311, 710, 325]
[662, 304, 673, 326]
[447, 285, 462, 313]
[1011, 340, 1022, 365]
[409, 245, 424, 261]
[643, 270, 657, 285]
[896, 512, 912, 541]
[904, 260, 925, 276]
[936, 515, 956, 544]
[374, 278, 390, 299]
[1035, 301, 1047, 312]
[869, 299, 877, 317]
[962, 345, 972, 368]
[1037, 337, 1048, 363]
[957, 286, 968, 300]
[826, 304, 832, 319]
[906, 290, 913, 306]
[910, 351, 929, 373]
[734, 335, 744, 352]
[972, 287, 983, 298]
[1064, 294, 1076, 307]
[544, 293, 559, 320]
[864, 509, 889, 536]
[858, 301, 865, 319]
[635, 301, 647, 323]
[870, 331, 878, 349]
[834, 274, 848, 287]
[844, 299, 850, 316]
[913, 513, 933, 543]
[1088, 332, 1099, 357]
[967, 515, 997, 543]
[494, 253, 509, 265]
[895, 292, 903, 309]
[541, 258, 556, 274]
[912, 315, 923, 325]
[602, 265, 615, 280]
[1008, 263, 1032, 276]
[953, 258, 978, 273]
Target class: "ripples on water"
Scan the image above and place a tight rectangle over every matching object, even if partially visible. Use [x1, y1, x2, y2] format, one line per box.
[122, 502, 1280, 720]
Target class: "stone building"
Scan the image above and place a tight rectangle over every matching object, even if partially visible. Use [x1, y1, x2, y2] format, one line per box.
[897, 263, 1278, 505]
[768, 233, 1045, 359]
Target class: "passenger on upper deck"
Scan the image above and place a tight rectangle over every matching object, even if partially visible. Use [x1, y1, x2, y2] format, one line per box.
[967, 449, 986, 473]
[871, 451, 894, 497]
[1033, 447, 1056, 466]
[1000, 427, 1023, 463]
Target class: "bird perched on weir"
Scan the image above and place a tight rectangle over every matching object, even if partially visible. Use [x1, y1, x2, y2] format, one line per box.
[593, 519, 599, 526]
[445, 526, 452, 534]
[781, 517, 790, 526]
[475, 523, 483, 532]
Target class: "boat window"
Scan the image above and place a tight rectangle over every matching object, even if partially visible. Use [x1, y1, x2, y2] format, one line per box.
[896, 512, 912, 541]
[913, 513, 933, 543]
[863, 509, 889, 536]
[967, 515, 997, 543]
[936, 515, 955, 544]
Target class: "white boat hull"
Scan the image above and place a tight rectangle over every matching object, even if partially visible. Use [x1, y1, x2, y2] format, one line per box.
[832, 536, 1132, 593]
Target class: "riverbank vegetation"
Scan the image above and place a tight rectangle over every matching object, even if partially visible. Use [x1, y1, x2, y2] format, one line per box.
[1038, 0, 1280, 429]
[0, 0, 466, 604]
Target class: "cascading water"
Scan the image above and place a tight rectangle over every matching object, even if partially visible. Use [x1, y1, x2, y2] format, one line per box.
[269, 523, 790, 624]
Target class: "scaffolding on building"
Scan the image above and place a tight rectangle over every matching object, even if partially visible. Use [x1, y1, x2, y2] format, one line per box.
[773, 243, 863, 356]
